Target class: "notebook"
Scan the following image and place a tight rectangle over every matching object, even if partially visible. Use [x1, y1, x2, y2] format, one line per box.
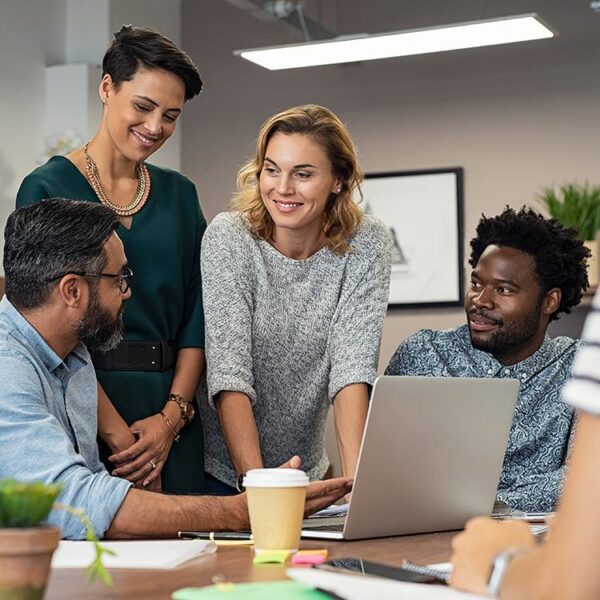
[52, 539, 216, 569]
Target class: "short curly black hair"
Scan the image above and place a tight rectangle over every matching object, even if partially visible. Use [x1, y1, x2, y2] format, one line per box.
[469, 207, 590, 321]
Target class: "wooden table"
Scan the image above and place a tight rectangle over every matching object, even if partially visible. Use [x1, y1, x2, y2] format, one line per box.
[45, 532, 455, 599]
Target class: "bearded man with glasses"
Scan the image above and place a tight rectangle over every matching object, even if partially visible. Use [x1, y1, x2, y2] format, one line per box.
[0, 199, 350, 539]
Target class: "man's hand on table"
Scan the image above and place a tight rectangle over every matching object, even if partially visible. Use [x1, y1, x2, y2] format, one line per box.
[228, 455, 352, 530]
[278, 455, 352, 516]
[304, 477, 352, 517]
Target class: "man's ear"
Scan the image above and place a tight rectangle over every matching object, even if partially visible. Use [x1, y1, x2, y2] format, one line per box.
[56, 275, 87, 308]
[543, 288, 561, 316]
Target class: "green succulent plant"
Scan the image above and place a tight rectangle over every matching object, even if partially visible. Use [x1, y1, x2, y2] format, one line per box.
[0, 479, 62, 528]
[0, 478, 113, 585]
[537, 182, 600, 241]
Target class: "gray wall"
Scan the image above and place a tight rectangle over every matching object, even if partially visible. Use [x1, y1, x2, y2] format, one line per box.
[180, 0, 600, 369]
[0, 1, 596, 367]
[0, 0, 182, 269]
[0, 0, 66, 247]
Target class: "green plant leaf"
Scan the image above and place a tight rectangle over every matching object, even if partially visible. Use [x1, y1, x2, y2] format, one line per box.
[537, 182, 600, 240]
[0, 479, 62, 527]
[0, 479, 113, 587]
[54, 503, 113, 586]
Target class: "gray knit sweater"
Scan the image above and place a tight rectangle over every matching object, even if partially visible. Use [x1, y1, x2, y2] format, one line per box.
[199, 211, 392, 486]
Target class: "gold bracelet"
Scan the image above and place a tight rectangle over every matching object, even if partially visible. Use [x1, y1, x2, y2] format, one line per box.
[167, 392, 194, 426]
[160, 410, 181, 442]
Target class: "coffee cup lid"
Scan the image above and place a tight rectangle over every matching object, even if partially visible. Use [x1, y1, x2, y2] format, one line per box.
[243, 468, 309, 488]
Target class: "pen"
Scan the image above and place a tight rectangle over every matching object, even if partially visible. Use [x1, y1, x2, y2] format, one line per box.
[178, 531, 253, 541]
[509, 511, 554, 523]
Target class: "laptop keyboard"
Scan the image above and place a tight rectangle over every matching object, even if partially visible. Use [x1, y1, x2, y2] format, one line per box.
[304, 522, 344, 532]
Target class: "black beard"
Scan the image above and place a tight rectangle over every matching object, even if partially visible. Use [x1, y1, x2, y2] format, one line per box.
[76, 289, 124, 352]
[468, 305, 542, 359]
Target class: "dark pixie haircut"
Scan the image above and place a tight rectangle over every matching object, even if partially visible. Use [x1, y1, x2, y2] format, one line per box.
[4, 199, 120, 310]
[102, 25, 203, 101]
[469, 206, 590, 321]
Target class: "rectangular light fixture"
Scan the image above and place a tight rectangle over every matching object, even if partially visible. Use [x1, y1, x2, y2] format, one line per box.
[235, 14, 554, 70]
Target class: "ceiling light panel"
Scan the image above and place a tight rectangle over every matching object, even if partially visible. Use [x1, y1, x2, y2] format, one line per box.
[236, 14, 554, 70]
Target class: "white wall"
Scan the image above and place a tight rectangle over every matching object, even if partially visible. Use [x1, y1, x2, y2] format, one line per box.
[0, 0, 66, 263]
[2, 1, 598, 362]
[0, 0, 183, 274]
[65, 0, 110, 64]
[180, 0, 600, 369]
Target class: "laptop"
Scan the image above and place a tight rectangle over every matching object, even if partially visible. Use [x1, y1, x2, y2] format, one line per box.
[302, 375, 519, 540]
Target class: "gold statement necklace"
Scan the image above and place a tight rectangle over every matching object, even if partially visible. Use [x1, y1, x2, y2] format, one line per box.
[83, 142, 151, 217]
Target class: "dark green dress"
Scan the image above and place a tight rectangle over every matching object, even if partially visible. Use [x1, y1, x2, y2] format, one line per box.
[17, 156, 206, 494]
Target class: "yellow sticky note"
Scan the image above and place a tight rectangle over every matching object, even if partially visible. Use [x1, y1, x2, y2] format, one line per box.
[253, 550, 292, 564]
[214, 582, 236, 591]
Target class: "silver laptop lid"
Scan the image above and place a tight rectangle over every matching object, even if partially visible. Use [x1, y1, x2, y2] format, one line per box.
[342, 375, 519, 540]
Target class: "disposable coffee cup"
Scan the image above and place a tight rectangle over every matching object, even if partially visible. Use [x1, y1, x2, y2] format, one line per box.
[243, 468, 309, 553]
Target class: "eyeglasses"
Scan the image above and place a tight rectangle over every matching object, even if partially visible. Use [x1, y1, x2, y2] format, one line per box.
[45, 266, 133, 294]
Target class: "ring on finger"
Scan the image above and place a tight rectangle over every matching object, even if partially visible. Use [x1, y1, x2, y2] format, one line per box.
[148, 460, 157, 470]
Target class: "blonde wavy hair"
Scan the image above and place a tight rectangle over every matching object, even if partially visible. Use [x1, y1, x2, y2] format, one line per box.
[231, 104, 364, 254]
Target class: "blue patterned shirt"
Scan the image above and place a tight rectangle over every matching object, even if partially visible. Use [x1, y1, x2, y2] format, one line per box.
[385, 324, 578, 511]
[0, 297, 131, 539]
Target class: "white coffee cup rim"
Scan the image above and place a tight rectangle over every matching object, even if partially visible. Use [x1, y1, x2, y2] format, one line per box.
[243, 468, 309, 488]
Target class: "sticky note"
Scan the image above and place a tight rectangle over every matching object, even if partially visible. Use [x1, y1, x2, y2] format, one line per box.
[291, 550, 329, 566]
[252, 550, 292, 564]
[292, 550, 327, 566]
[173, 580, 330, 598]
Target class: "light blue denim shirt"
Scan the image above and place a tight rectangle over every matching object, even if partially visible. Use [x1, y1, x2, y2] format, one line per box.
[0, 297, 131, 539]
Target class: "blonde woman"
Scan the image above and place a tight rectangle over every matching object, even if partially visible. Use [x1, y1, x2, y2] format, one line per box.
[200, 104, 392, 494]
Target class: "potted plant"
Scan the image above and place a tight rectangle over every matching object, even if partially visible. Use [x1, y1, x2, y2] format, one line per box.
[0, 478, 111, 599]
[538, 182, 600, 286]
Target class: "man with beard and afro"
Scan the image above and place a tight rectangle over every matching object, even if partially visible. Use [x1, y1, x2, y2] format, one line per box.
[0, 199, 350, 539]
[385, 207, 590, 512]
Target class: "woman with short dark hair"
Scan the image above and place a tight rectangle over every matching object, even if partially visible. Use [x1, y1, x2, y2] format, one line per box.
[16, 26, 206, 494]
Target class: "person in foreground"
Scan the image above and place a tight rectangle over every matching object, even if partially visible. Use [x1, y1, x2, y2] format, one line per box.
[17, 26, 207, 494]
[0, 199, 351, 539]
[199, 104, 392, 494]
[451, 288, 600, 599]
[386, 207, 589, 511]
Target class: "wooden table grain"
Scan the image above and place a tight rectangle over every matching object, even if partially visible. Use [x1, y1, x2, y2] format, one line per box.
[45, 532, 456, 599]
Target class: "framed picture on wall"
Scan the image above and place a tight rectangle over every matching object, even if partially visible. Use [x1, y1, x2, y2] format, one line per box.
[359, 168, 464, 308]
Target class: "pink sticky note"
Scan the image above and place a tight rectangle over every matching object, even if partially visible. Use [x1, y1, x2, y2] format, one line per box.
[291, 552, 327, 566]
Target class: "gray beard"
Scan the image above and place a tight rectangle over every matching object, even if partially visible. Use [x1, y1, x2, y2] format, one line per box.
[76, 293, 124, 352]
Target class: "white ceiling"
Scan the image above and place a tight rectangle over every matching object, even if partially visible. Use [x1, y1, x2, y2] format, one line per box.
[217, 0, 599, 73]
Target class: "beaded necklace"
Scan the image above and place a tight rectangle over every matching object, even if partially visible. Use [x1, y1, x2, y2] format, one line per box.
[83, 142, 151, 216]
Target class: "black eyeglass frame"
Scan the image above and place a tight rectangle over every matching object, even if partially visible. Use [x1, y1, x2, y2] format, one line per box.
[45, 266, 133, 294]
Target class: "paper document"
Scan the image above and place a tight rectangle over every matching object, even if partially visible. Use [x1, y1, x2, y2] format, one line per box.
[52, 539, 216, 569]
[530, 524, 549, 536]
[287, 567, 485, 599]
[308, 503, 349, 518]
